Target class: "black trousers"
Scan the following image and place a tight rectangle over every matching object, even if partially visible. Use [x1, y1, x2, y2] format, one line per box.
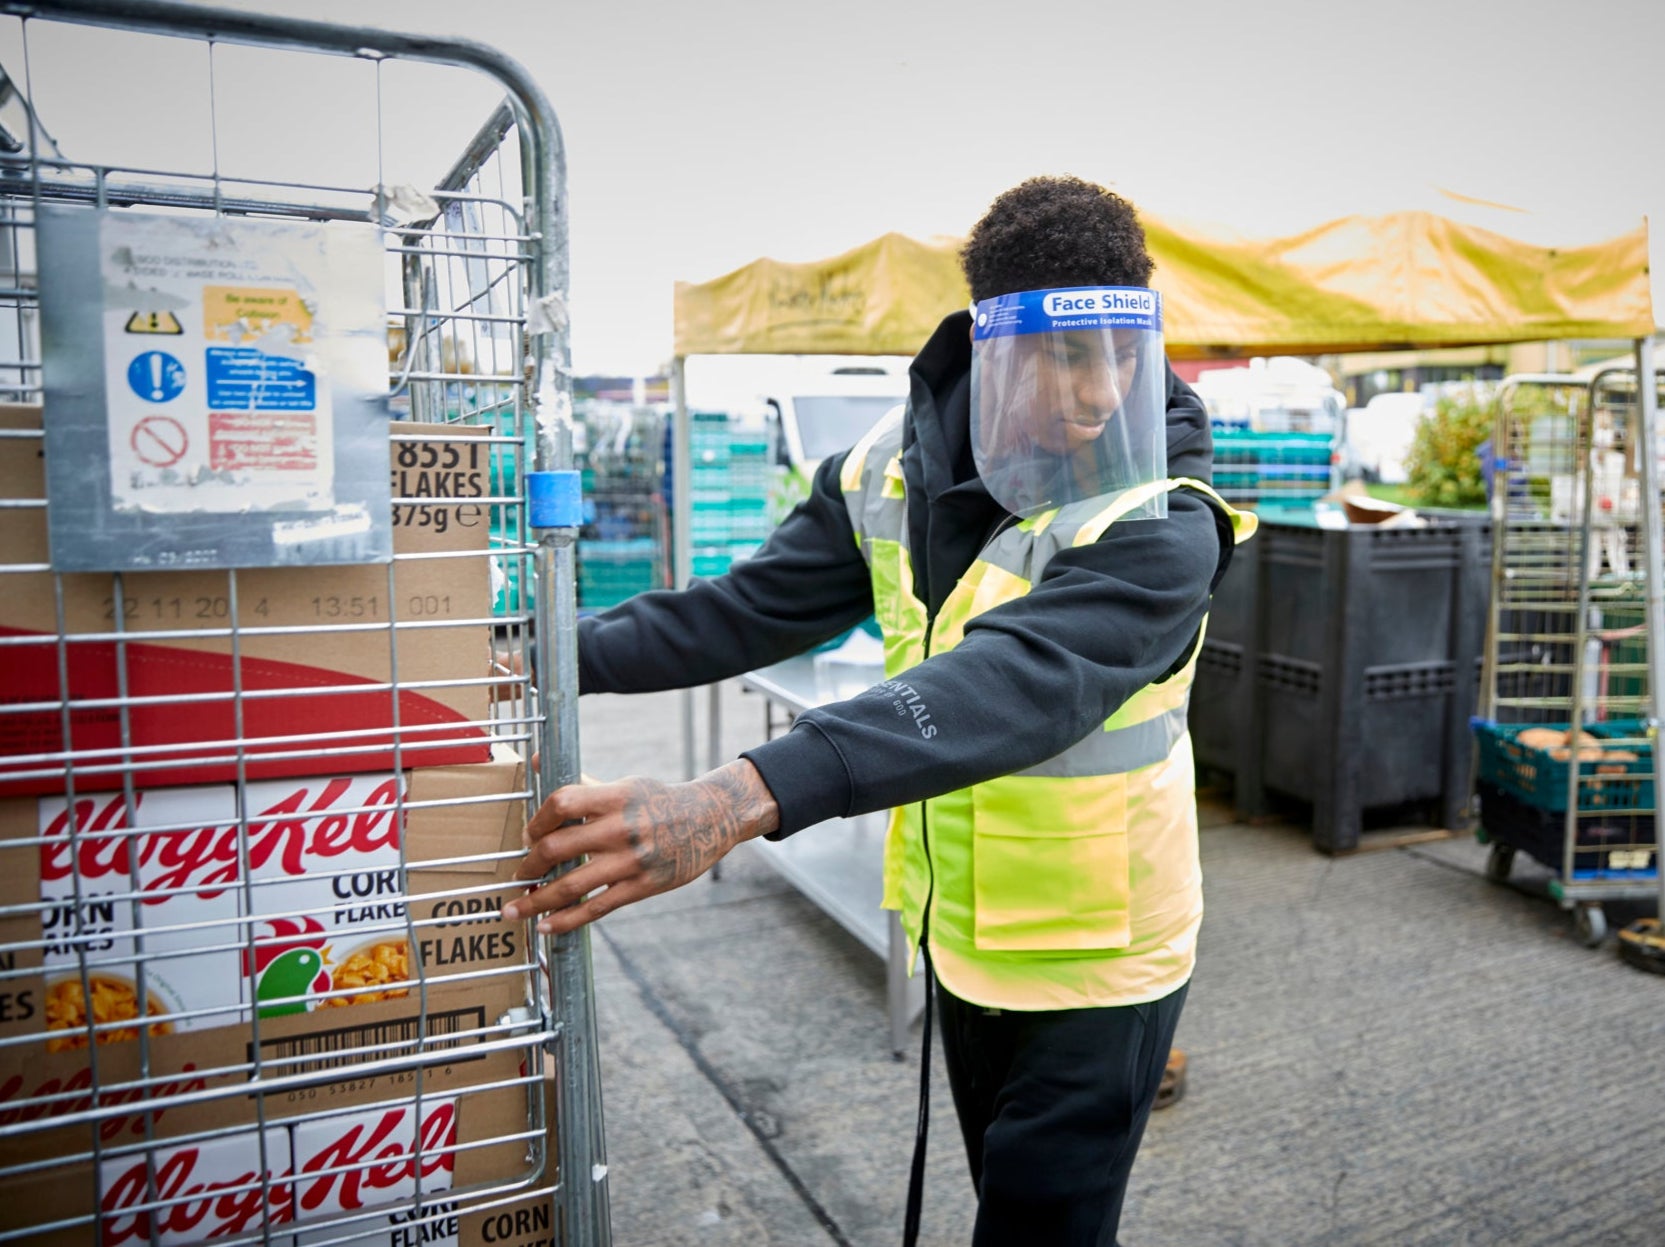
[936, 978, 1188, 1247]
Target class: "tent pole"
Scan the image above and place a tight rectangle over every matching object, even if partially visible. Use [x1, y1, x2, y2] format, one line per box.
[672, 357, 698, 780]
[1634, 336, 1665, 922]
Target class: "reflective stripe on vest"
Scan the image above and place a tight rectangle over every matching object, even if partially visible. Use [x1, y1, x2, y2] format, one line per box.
[843, 413, 1256, 1010]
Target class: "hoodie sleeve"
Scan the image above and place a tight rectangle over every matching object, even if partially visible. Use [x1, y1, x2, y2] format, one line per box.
[743, 488, 1231, 835]
[1165, 363, 1213, 484]
[577, 453, 875, 694]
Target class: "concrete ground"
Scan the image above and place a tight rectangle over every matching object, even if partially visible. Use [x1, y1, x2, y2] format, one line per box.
[576, 683, 1665, 1247]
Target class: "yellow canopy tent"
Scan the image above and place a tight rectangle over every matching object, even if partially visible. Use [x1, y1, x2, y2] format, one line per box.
[666, 210, 1658, 782]
[672, 210, 1665, 933]
[673, 211, 1655, 359]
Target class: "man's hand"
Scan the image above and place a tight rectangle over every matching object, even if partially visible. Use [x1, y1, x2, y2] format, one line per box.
[502, 759, 781, 935]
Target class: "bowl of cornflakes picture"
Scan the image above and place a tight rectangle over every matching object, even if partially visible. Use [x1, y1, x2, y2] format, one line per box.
[316, 938, 413, 1009]
[44, 972, 177, 1052]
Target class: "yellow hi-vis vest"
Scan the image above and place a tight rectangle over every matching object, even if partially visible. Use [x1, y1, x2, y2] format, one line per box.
[840, 408, 1257, 1010]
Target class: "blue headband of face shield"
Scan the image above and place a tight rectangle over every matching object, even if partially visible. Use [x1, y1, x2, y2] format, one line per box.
[969, 285, 1168, 519]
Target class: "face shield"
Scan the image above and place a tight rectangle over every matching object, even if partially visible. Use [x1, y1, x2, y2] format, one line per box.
[970, 286, 1168, 520]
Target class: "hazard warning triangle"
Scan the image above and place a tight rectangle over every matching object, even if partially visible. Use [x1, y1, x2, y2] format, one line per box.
[125, 310, 183, 335]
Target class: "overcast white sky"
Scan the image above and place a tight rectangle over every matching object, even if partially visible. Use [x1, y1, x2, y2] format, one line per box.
[5, 0, 1661, 374]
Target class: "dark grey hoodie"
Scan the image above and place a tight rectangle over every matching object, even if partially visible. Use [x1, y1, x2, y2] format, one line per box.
[577, 309, 1234, 834]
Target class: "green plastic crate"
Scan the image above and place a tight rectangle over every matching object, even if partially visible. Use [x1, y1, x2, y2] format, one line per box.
[1473, 720, 1654, 813]
[691, 541, 763, 578]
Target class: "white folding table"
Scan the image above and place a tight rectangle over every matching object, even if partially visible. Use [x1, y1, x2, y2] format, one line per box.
[738, 654, 927, 1057]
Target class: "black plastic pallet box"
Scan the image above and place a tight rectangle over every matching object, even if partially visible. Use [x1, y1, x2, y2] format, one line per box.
[1189, 510, 1490, 853]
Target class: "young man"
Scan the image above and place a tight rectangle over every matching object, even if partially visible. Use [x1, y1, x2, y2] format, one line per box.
[504, 175, 1252, 1244]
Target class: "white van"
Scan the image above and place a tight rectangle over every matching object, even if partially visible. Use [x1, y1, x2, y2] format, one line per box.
[682, 354, 911, 482]
[1341, 392, 1428, 484]
[1190, 357, 1344, 435]
[766, 361, 911, 483]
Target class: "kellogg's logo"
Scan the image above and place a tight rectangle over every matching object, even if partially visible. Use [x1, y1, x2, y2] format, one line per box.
[98, 1100, 458, 1243]
[40, 777, 403, 901]
[101, 1143, 296, 1245]
[0, 1065, 207, 1141]
[296, 1100, 457, 1216]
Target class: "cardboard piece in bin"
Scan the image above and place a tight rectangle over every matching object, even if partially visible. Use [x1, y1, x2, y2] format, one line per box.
[1317, 480, 1426, 528]
[0, 406, 500, 796]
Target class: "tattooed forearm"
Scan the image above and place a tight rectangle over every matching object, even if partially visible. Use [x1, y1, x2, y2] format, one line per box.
[702, 759, 782, 840]
[504, 759, 782, 933]
[627, 761, 781, 888]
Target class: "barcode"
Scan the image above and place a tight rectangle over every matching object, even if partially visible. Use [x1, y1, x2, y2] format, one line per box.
[251, 1005, 487, 1076]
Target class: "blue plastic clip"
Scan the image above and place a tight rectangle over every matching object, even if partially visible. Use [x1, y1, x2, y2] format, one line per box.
[527, 470, 584, 529]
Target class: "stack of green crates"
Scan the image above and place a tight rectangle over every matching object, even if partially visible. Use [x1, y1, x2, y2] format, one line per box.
[1213, 428, 1335, 507]
[688, 412, 775, 577]
[578, 536, 663, 609]
[409, 397, 668, 617]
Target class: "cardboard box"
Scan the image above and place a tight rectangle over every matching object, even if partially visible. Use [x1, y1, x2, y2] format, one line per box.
[0, 745, 549, 1244]
[0, 408, 499, 795]
[285, 1071, 560, 1247]
[2, 1079, 547, 1246]
[0, 745, 543, 1228]
[0, 747, 529, 1047]
[291, 1073, 559, 1247]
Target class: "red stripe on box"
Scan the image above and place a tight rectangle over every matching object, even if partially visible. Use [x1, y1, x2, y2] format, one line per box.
[0, 626, 490, 795]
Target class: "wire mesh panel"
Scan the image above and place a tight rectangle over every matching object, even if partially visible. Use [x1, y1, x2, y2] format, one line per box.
[1475, 372, 1664, 941]
[1480, 378, 1589, 724]
[574, 401, 668, 610]
[0, 4, 607, 1244]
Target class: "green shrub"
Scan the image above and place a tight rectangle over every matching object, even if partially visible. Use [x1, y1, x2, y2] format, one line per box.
[1405, 390, 1492, 508]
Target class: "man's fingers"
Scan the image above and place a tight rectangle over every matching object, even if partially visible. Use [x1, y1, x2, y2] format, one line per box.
[512, 814, 626, 882]
[503, 849, 633, 922]
[531, 875, 656, 936]
[525, 779, 635, 842]
[505, 774, 693, 932]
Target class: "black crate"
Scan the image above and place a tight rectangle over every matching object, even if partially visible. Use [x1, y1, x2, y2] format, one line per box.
[1476, 780, 1657, 878]
[1189, 512, 1490, 852]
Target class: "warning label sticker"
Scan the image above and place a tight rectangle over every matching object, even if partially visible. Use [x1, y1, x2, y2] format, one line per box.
[95, 215, 360, 516]
[210, 411, 318, 471]
[35, 201, 391, 571]
[126, 350, 186, 404]
[202, 284, 313, 345]
[205, 347, 317, 411]
[125, 309, 183, 335]
[131, 414, 190, 467]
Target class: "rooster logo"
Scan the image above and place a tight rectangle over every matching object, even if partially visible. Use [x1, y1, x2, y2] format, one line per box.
[247, 916, 333, 1018]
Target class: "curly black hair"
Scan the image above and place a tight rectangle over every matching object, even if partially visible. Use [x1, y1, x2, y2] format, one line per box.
[960, 175, 1153, 302]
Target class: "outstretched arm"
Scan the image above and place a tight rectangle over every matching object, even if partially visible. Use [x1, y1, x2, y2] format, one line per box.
[503, 759, 781, 934]
[579, 453, 874, 694]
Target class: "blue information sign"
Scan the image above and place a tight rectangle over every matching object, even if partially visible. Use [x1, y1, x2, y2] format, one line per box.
[126, 350, 186, 403]
[205, 347, 317, 411]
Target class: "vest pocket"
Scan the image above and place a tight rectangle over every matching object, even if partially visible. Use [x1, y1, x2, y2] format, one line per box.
[970, 773, 1132, 952]
[866, 537, 918, 638]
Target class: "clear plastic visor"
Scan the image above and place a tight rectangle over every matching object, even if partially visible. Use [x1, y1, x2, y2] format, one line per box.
[970, 286, 1167, 519]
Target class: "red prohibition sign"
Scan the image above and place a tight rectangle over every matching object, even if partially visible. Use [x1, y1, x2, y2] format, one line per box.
[130, 414, 189, 467]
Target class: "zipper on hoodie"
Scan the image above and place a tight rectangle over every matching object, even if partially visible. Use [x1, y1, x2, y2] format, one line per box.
[903, 511, 1018, 1247]
[913, 509, 1018, 951]
[916, 611, 936, 948]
